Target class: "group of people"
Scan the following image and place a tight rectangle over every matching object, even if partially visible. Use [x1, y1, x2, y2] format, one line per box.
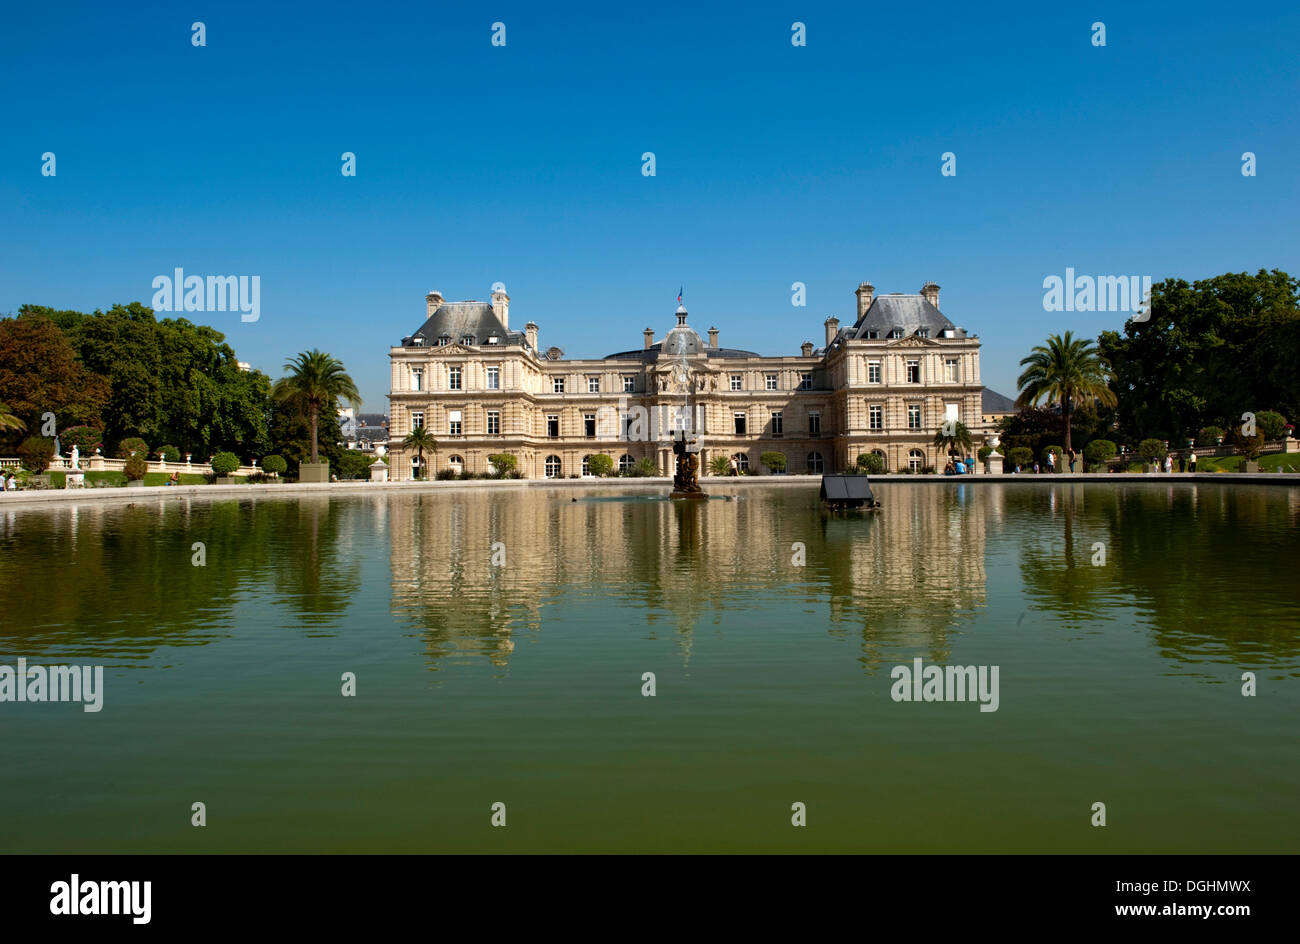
[0, 472, 16, 491]
[943, 457, 976, 475]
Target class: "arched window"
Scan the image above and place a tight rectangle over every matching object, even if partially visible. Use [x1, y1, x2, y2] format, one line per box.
[581, 455, 592, 476]
[618, 454, 635, 473]
[806, 451, 824, 473]
[544, 455, 562, 478]
[732, 453, 749, 473]
[873, 449, 887, 472]
[448, 455, 463, 472]
[908, 449, 924, 472]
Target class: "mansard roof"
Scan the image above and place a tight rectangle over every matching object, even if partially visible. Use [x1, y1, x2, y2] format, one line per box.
[842, 294, 964, 340]
[402, 301, 524, 348]
[981, 387, 1018, 414]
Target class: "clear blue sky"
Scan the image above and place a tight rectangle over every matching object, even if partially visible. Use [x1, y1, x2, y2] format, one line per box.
[2, 0, 1297, 409]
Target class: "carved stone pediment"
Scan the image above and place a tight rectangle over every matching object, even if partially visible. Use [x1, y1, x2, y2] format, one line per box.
[886, 336, 940, 348]
[420, 343, 472, 357]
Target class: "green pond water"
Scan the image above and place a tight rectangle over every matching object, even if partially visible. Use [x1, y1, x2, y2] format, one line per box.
[1, 482, 1297, 853]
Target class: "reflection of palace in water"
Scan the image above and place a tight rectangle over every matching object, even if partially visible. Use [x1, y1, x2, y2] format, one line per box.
[387, 485, 990, 673]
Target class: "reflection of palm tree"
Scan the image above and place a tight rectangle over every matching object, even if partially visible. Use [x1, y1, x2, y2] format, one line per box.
[1016, 332, 1116, 455]
[403, 426, 437, 479]
[271, 350, 361, 464]
[0, 401, 25, 433]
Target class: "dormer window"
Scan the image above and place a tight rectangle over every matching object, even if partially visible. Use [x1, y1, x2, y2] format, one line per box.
[461, 335, 475, 346]
[917, 328, 930, 339]
[865, 330, 879, 340]
[437, 335, 450, 346]
[888, 328, 903, 339]
[485, 335, 500, 344]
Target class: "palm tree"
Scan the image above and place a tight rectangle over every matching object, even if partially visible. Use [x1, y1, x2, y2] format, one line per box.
[402, 426, 437, 479]
[1016, 331, 1117, 455]
[933, 420, 973, 459]
[271, 350, 361, 465]
[0, 402, 25, 433]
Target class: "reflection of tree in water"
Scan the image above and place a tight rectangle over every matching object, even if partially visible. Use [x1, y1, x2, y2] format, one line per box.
[0, 496, 359, 661]
[818, 485, 988, 673]
[1017, 484, 1300, 671]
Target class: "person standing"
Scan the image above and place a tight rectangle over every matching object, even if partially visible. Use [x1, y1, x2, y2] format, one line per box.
[1068, 448, 1077, 473]
[729, 455, 738, 477]
[1178, 454, 1186, 473]
[1164, 453, 1173, 474]
[1047, 450, 1056, 474]
[1189, 449, 1197, 473]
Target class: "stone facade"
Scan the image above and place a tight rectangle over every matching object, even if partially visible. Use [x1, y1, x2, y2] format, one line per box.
[387, 281, 993, 479]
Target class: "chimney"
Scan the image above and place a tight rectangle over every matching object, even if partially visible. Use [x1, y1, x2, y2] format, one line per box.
[426, 291, 444, 317]
[824, 316, 839, 347]
[491, 285, 510, 330]
[801, 341, 814, 357]
[524, 321, 539, 352]
[708, 327, 719, 349]
[644, 327, 655, 350]
[855, 282, 874, 319]
[920, 281, 940, 309]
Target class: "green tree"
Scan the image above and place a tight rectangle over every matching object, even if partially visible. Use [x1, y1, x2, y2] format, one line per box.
[0, 315, 109, 445]
[124, 455, 148, 480]
[116, 437, 148, 459]
[262, 455, 287, 476]
[1255, 410, 1287, 441]
[1098, 270, 1300, 441]
[17, 436, 55, 472]
[1233, 428, 1264, 461]
[1016, 331, 1117, 456]
[271, 350, 360, 465]
[211, 452, 240, 476]
[856, 452, 884, 474]
[760, 451, 786, 474]
[402, 426, 436, 479]
[587, 454, 614, 477]
[1138, 439, 1166, 463]
[487, 453, 518, 477]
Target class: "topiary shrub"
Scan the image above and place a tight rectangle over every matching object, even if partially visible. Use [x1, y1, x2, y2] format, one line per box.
[856, 452, 884, 475]
[760, 451, 787, 474]
[262, 454, 287, 476]
[211, 452, 240, 476]
[1008, 446, 1033, 470]
[1083, 439, 1117, 465]
[1256, 410, 1287, 441]
[17, 436, 55, 473]
[116, 437, 148, 459]
[977, 445, 993, 460]
[487, 453, 518, 478]
[1138, 439, 1166, 463]
[158, 445, 181, 463]
[123, 455, 147, 480]
[586, 454, 614, 477]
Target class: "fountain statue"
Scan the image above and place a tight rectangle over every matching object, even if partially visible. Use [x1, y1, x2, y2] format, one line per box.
[665, 305, 707, 501]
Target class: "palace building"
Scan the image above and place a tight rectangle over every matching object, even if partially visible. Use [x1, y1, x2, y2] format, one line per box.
[386, 281, 1001, 480]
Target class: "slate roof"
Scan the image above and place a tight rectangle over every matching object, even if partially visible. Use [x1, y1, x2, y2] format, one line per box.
[840, 294, 963, 341]
[981, 387, 1018, 414]
[604, 341, 762, 362]
[403, 301, 524, 348]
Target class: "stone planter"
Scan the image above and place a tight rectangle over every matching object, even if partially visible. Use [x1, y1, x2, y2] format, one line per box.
[215, 476, 237, 485]
[298, 461, 330, 483]
[126, 479, 145, 488]
[1242, 460, 1260, 473]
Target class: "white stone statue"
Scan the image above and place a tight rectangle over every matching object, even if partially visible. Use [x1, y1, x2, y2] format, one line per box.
[70, 445, 80, 470]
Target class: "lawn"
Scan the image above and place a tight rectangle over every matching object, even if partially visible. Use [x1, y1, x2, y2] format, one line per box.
[48, 471, 217, 488]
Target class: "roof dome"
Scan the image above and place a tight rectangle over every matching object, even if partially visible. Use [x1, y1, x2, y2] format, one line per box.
[663, 324, 704, 356]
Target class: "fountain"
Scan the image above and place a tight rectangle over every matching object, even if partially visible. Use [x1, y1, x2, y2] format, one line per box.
[665, 304, 708, 501]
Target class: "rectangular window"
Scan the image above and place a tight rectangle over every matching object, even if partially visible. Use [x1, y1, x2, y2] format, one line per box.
[486, 366, 500, 390]
[487, 411, 500, 435]
[587, 376, 600, 393]
[771, 412, 783, 437]
[730, 375, 742, 391]
[410, 410, 424, 430]
[868, 362, 881, 384]
[584, 413, 596, 438]
[448, 366, 462, 390]
[733, 412, 747, 435]
[552, 377, 565, 394]
[907, 404, 922, 429]
[623, 375, 635, 393]
[765, 374, 778, 391]
[945, 358, 958, 383]
[869, 405, 882, 431]
[547, 414, 559, 437]
[808, 411, 821, 435]
[917, 328, 930, 339]
[906, 360, 920, 384]
[411, 367, 423, 391]
[799, 373, 813, 391]
[866, 330, 879, 340]
[448, 410, 462, 436]
[945, 403, 959, 424]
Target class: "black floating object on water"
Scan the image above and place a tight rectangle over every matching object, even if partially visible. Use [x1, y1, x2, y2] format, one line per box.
[571, 497, 577, 502]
